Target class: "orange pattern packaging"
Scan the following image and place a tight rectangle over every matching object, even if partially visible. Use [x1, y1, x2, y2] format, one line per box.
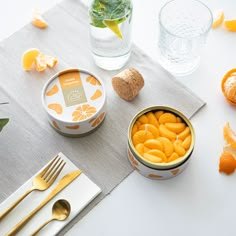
[42, 68, 106, 137]
[127, 106, 195, 180]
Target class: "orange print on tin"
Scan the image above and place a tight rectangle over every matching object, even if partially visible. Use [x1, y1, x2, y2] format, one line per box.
[46, 84, 59, 96]
[148, 174, 163, 179]
[86, 75, 101, 86]
[48, 103, 63, 115]
[128, 149, 139, 167]
[52, 120, 60, 130]
[65, 125, 80, 130]
[90, 89, 102, 100]
[72, 104, 97, 121]
[171, 169, 180, 175]
[91, 112, 106, 128]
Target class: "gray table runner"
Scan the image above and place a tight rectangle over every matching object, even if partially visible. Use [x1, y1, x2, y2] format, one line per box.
[0, 0, 205, 234]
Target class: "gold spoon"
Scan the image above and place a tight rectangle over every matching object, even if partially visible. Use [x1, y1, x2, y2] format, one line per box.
[30, 199, 71, 236]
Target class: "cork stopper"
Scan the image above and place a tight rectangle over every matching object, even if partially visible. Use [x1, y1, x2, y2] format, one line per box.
[112, 68, 144, 101]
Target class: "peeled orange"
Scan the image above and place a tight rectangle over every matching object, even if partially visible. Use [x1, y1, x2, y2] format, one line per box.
[32, 8, 48, 29]
[219, 151, 236, 175]
[22, 48, 40, 71]
[221, 68, 236, 105]
[22, 48, 57, 72]
[223, 122, 236, 148]
[224, 19, 236, 32]
[212, 9, 224, 29]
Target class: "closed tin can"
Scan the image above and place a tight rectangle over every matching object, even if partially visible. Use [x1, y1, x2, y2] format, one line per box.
[127, 106, 195, 179]
[42, 68, 106, 137]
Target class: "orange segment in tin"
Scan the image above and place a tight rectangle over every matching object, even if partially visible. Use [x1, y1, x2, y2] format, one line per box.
[139, 124, 159, 138]
[146, 112, 159, 127]
[154, 110, 164, 120]
[178, 127, 190, 140]
[137, 114, 149, 124]
[165, 122, 186, 134]
[72, 104, 97, 122]
[182, 135, 192, 150]
[135, 143, 144, 156]
[168, 152, 179, 163]
[132, 130, 154, 146]
[159, 112, 177, 124]
[131, 123, 139, 137]
[144, 139, 163, 151]
[159, 124, 176, 140]
[157, 137, 174, 157]
[173, 140, 186, 157]
[143, 153, 162, 163]
[147, 149, 167, 162]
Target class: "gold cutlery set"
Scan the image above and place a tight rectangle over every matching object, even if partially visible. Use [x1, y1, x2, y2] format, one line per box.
[0, 155, 82, 235]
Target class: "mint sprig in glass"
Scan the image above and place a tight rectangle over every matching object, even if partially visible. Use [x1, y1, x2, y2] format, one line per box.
[89, 0, 133, 70]
[0, 102, 9, 132]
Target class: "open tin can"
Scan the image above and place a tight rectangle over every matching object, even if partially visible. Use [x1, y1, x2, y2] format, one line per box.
[127, 106, 195, 179]
[42, 68, 106, 137]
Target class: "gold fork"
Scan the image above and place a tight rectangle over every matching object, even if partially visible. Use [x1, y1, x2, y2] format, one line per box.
[0, 155, 66, 220]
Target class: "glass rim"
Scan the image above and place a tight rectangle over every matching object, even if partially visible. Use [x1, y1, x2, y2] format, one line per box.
[159, 0, 213, 39]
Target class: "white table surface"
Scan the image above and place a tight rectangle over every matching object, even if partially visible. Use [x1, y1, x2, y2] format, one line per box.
[1, 0, 236, 235]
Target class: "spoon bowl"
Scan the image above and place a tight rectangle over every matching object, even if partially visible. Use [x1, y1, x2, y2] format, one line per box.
[52, 199, 71, 221]
[30, 199, 71, 236]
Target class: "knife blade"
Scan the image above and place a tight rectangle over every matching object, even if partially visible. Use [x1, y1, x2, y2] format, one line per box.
[6, 170, 82, 236]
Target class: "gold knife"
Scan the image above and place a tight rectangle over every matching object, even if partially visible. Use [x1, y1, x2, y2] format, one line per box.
[6, 170, 82, 236]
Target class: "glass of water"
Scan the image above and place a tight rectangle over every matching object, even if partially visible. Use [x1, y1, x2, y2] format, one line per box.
[158, 0, 213, 76]
[89, 0, 133, 71]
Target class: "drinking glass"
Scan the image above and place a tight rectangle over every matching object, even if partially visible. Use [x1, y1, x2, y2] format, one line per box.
[89, 0, 133, 71]
[158, 0, 213, 76]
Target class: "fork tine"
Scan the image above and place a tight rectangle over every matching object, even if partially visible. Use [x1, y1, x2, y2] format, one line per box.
[43, 156, 61, 180]
[46, 161, 66, 185]
[45, 159, 64, 182]
[40, 155, 59, 177]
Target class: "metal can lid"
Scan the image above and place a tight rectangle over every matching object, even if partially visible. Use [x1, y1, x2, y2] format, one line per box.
[42, 68, 105, 123]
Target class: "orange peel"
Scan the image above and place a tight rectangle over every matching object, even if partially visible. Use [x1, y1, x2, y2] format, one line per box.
[34, 53, 57, 72]
[221, 68, 236, 105]
[212, 9, 224, 29]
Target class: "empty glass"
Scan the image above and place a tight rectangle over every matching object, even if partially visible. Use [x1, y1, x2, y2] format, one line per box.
[158, 0, 213, 76]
